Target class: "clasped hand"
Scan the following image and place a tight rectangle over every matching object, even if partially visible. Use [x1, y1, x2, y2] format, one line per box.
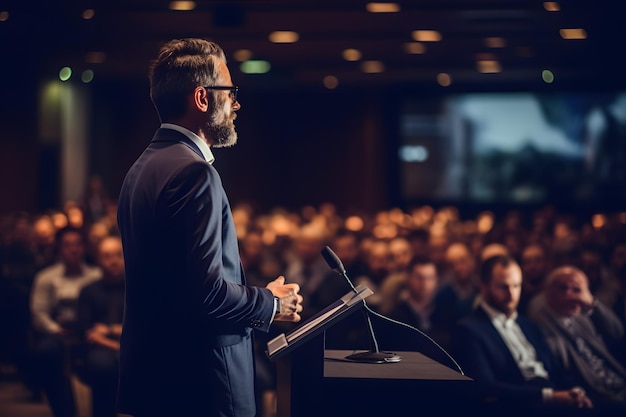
[266, 276, 304, 322]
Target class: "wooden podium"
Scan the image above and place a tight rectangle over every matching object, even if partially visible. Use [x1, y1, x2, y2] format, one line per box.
[266, 286, 473, 417]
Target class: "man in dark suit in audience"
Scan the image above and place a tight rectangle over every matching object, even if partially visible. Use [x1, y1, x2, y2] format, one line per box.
[116, 38, 303, 417]
[450, 254, 594, 416]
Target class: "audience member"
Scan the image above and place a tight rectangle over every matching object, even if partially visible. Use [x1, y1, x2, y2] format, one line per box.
[519, 243, 551, 315]
[383, 255, 454, 352]
[29, 226, 101, 417]
[282, 223, 329, 320]
[76, 235, 125, 417]
[435, 241, 479, 324]
[527, 266, 626, 409]
[450, 255, 594, 416]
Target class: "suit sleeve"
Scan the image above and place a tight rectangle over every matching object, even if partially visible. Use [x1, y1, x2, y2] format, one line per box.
[164, 161, 274, 331]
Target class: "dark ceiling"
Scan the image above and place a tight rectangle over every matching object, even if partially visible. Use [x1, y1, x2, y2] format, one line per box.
[1, 0, 624, 93]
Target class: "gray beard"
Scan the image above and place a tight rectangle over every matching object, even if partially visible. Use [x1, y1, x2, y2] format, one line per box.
[210, 122, 237, 148]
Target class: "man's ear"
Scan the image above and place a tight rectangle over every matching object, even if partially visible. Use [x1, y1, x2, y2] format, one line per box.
[191, 86, 209, 112]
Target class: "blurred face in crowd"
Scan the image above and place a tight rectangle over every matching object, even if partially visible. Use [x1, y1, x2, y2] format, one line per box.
[546, 268, 589, 317]
[610, 243, 626, 273]
[389, 237, 413, 272]
[482, 261, 522, 317]
[332, 233, 359, 267]
[60, 230, 85, 270]
[98, 236, 125, 282]
[446, 243, 476, 285]
[521, 244, 547, 283]
[407, 262, 438, 303]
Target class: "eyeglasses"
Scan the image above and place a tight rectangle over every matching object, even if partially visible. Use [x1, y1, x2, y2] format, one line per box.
[203, 85, 238, 102]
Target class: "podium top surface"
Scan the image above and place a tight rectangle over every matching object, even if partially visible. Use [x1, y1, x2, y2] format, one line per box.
[323, 350, 472, 382]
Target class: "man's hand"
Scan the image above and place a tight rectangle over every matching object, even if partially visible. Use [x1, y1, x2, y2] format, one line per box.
[553, 387, 593, 408]
[266, 276, 303, 322]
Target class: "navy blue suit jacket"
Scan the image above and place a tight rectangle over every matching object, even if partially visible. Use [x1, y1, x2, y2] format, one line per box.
[450, 306, 575, 407]
[116, 128, 275, 417]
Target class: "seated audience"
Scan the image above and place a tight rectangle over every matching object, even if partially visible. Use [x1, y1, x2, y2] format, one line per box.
[30, 226, 101, 417]
[451, 255, 594, 416]
[527, 266, 626, 409]
[77, 235, 125, 417]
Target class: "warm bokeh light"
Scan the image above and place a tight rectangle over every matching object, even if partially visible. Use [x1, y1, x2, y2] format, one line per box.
[323, 75, 339, 89]
[82, 9, 95, 19]
[59, 67, 72, 81]
[484, 37, 506, 48]
[233, 49, 253, 62]
[412, 30, 442, 42]
[342, 49, 361, 61]
[345, 216, 364, 232]
[360, 60, 385, 73]
[544, 2, 560, 12]
[169, 1, 196, 11]
[591, 213, 606, 229]
[404, 42, 425, 54]
[366, 2, 400, 13]
[477, 60, 501, 73]
[560, 28, 587, 40]
[269, 31, 299, 43]
[85, 51, 106, 64]
[437, 72, 451, 86]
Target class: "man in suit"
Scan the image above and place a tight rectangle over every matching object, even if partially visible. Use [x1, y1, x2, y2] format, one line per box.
[450, 254, 593, 416]
[527, 266, 626, 408]
[116, 38, 303, 417]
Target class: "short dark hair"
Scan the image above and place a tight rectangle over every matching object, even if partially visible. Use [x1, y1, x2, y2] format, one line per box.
[408, 254, 435, 271]
[480, 254, 516, 284]
[55, 226, 85, 247]
[149, 38, 227, 121]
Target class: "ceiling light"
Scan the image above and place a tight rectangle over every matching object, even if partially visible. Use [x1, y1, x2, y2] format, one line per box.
[366, 3, 400, 13]
[543, 2, 560, 12]
[82, 9, 95, 20]
[169, 1, 196, 11]
[59, 67, 72, 82]
[85, 52, 106, 64]
[437, 73, 451, 87]
[360, 60, 385, 73]
[412, 30, 441, 42]
[323, 75, 339, 89]
[542, 69, 555, 83]
[240, 60, 271, 74]
[560, 28, 587, 39]
[269, 31, 299, 43]
[477, 60, 501, 73]
[233, 49, 252, 62]
[404, 42, 425, 54]
[81, 70, 95, 83]
[484, 37, 506, 48]
[342, 49, 362, 61]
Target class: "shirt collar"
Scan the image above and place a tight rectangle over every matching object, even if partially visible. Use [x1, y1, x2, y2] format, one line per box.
[160, 123, 215, 164]
[481, 300, 518, 327]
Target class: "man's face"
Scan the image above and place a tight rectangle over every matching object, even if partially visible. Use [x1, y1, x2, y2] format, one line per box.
[60, 231, 85, 269]
[98, 237, 125, 281]
[407, 263, 438, 303]
[521, 245, 546, 282]
[482, 262, 522, 317]
[206, 61, 240, 148]
[546, 272, 588, 317]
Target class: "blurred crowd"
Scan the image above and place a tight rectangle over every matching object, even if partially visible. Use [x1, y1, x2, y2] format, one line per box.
[1, 194, 626, 416]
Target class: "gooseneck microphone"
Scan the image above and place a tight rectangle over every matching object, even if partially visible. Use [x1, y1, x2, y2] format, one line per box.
[321, 246, 400, 363]
[321, 245, 465, 373]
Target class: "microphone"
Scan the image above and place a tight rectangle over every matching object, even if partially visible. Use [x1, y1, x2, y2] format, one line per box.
[321, 246, 400, 363]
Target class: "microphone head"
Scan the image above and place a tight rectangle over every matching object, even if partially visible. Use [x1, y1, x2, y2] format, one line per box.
[321, 246, 346, 275]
